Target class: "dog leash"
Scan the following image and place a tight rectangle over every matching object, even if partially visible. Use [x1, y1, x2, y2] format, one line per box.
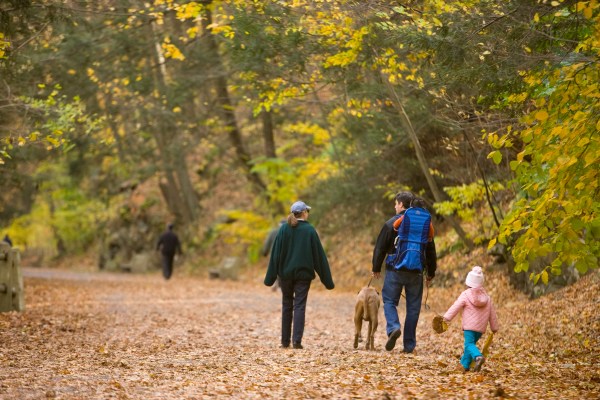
[424, 281, 430, 310]
[395, 275, 431, 311]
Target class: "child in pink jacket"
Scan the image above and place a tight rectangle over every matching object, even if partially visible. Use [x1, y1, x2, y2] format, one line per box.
[443, 266, 499, 372]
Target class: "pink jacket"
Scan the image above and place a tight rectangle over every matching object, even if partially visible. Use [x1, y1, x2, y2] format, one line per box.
[443, 287, 499, 334]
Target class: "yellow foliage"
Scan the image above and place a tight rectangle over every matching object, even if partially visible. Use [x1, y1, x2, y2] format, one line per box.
[216, 210, 270, 246]
[0, 32, 9, 59]
[284, 122, 331, 146]
[488, 2, 600, 280]
[162, 43, 185, 61]
[176, 2, 202, 20]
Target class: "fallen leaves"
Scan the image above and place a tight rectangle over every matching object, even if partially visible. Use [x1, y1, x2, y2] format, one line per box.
[0, 267, 597, 399]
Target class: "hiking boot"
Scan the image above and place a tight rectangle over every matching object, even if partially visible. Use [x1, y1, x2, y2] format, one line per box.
[385, 329, 401, 351]
[292, 342, 303, 349]
[473, 356, 485, 372]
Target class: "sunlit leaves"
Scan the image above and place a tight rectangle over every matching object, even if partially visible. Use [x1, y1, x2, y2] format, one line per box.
[0, 87, 103, 161]
[215, 209, 271, 253]
[486, 1, 600, 281]
[435, 180, 505, 245]
[323, 26, 368, 68]
[162, 41, 185, 61]
[0, 32, 9, 59]
[488, 151, 502, 165]
[534, 110, 549, 121]
[175, 2, 203, 21]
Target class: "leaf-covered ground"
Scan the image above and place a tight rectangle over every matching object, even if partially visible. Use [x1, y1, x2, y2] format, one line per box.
[0, 266, 598, 399]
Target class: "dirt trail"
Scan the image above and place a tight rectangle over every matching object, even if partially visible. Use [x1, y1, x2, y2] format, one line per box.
[0, 267, 598, 399]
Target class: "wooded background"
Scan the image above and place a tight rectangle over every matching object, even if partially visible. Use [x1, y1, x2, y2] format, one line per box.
[0, 0, 598, 291]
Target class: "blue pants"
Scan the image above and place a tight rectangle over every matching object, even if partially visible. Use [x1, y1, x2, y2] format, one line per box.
[280, 279, 311, 346]
[461, 330, 483, 370]
[381, 268, 423, 352]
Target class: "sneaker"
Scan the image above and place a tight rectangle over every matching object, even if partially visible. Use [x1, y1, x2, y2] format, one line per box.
[385, 329, 401, 351]
[280, 343, 290, 349]
[292, 342, 303, 349]
[473, 356, 485, 372]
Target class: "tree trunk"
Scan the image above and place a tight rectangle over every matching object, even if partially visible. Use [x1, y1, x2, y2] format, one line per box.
[462, 130, 503, 228]
[106, 111, 127, 164]
[158, 179, 183, 222]
[260, 110, 287, 215]
[385, 80, 474, 249]
[262, 110, 277, 158]
[201, 8, 266, 193]
[153, 120, 187, 223]
[149, 20, 200, 224]
[172, 143, 200, 221]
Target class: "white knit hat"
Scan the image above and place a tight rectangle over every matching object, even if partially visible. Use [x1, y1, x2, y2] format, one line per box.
[465, 266, 485, 288]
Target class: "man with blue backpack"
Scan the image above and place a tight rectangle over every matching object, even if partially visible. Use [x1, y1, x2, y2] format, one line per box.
[372, 192, 437, 353]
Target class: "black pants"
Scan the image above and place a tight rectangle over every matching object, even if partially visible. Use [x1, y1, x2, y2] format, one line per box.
[161, 252, 175, 280]
[280, 279, 311, 346]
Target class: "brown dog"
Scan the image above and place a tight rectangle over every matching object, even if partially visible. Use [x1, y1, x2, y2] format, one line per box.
[353, 286, 380, 350]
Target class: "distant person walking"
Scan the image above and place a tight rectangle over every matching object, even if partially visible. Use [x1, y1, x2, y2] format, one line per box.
[443, 266, 499, 372]
[264, 201, 335, 349]
[261, 219, 286, 292]
[156, 223, 182, 280]
[2, 234, 12, 247]
[261, 219, 286, 257]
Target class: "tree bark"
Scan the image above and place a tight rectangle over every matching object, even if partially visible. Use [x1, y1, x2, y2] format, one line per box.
[262, 110, 277, 158]
[150, 20, 200, 224]
[201, 8, 266, 192]
[462, 130, 503, 228]
[385, 80, 474, 250]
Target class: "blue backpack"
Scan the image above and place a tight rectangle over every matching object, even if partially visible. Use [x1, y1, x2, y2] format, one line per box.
[386, 207, 432, 271]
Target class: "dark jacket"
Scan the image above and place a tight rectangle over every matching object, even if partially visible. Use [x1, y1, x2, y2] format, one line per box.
[2, 235, 12, 247]
[372, 211, 437, 278]
[372, 213, 403, 273]
[264, 220, 334, 289]
[156, 230, 182, 256]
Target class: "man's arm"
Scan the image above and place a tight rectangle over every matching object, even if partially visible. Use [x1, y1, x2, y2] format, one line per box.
[372, 219, 396, 274]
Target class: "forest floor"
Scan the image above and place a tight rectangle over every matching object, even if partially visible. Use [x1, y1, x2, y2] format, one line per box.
[0, 265, 598, 399]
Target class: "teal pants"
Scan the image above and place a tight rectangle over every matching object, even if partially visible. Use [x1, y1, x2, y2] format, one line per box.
[461, 330, 483, 370]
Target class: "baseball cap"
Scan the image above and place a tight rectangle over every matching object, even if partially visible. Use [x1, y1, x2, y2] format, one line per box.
[290, 201, 311, 213]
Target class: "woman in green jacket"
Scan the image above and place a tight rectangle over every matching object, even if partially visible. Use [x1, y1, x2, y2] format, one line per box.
[264, 201, 335, 349]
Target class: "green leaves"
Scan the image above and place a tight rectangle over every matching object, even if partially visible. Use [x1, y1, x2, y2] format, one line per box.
[488, 150, 502, 165]
[0, 86, 103, 165]
[486, 2, 600, 283]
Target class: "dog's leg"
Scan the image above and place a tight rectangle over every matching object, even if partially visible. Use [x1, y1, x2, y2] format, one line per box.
[370, 316, 378, 350]
[366, 294, 379, 350]
[354, 302, 363, 349]
[365, 320, 373, 350]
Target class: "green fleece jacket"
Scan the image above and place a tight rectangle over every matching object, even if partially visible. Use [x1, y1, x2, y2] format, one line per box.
[264, 220, 334, 290]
